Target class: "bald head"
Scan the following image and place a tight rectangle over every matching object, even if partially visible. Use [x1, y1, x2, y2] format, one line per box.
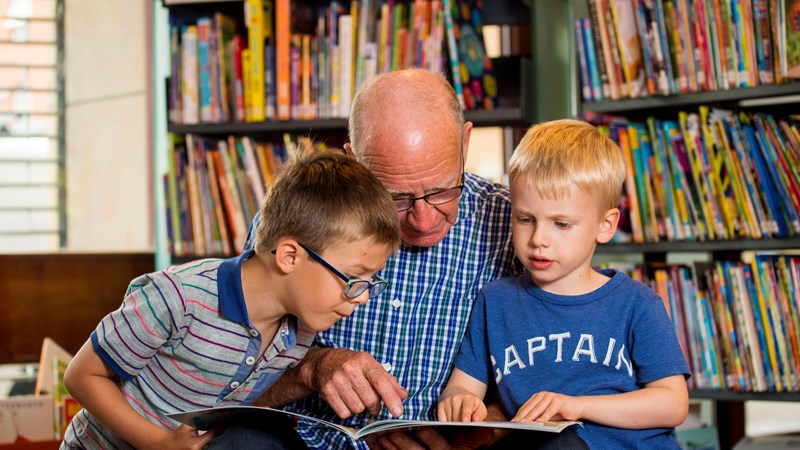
[344, 69, 471, 248]
[347, 69, 465, 159]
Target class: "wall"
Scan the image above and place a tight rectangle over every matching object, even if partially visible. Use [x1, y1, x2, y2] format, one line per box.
[64, 0, 151, 251]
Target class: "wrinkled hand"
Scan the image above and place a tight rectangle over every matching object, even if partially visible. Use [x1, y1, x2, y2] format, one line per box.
[150, 424, 217, 450]
[513, 391, 580, 423]
[367, 427, 494, 450]
[437, 390, 487, 423]
[300, 348, 407, 419]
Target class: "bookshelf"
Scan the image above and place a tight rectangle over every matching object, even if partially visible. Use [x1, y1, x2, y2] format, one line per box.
[571, 1, 800, 448]
[154, 0, 539, 266]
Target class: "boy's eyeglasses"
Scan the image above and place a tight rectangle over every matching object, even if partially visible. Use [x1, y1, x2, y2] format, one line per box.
[297, 243, 388, 299]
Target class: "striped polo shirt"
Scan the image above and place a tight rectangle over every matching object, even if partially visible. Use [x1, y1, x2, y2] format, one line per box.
[61, 250, 315, 449]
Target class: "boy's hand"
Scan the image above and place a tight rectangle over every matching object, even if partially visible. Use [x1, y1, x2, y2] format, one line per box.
[300, 348, 407, 419]
[437, 390, 487, 422]
[152, 424, 217, 450]
[512, 391, 581, 423]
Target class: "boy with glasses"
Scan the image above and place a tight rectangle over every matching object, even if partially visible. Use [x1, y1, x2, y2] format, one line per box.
[438, 119, 690, 449]
[60, 149, 400, 449]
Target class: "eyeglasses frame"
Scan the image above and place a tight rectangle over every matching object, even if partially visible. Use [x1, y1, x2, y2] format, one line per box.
[390, 145, 467, 212]
[296, 243, 388, 299]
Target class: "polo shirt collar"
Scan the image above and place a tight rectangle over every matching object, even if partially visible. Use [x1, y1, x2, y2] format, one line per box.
[217, 249, 254, 324]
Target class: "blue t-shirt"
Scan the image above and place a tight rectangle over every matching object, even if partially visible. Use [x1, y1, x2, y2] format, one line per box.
[455, 269, 690, 450]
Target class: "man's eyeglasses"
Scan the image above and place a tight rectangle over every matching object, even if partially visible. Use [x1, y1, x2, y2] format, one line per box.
[391, 185, 465, 212]
[297, 243, 388, 299]
[391, 153, 466, 212]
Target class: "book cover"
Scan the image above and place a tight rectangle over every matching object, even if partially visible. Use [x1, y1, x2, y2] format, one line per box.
[448, 0, 497, 110]
[245, 0, 266, 121]
[581, 17, 603, 102]
[442, 0, 465, 108]
[181, 25, 200, 124]
[575, 19, 593, 102]
[609, 0, 647, 98]
[588, 0, 612, 99]
[168, 406, 580, 441]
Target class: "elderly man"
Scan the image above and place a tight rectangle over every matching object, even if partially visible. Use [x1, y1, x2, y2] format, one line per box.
[244, 69, 520, 449]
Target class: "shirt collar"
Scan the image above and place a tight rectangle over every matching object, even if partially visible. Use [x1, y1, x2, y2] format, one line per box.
[217, 249, 255, 324]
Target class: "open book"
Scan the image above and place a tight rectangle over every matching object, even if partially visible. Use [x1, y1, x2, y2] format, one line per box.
[168, 406, 580, 441]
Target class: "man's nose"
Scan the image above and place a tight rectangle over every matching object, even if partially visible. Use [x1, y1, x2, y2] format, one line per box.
[406, 201, 438, 229]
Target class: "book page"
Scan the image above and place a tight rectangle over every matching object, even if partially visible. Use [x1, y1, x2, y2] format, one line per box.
[169, 406, 580, 441]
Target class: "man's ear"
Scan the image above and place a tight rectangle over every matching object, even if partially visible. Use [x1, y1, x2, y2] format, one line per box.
[596, 208, 620, 244]
[343, 142, 353, 156]
[461, 122, 472, 162]
[273, 239, 301, 274]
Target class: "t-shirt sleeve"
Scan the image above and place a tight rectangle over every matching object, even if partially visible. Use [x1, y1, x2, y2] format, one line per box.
[630, 288, 691, 385]
[91, 270, 186, 381]
[453, 289, 494, 385]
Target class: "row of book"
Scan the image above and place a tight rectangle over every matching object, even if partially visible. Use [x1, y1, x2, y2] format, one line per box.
[162, 133, 330, 257]
[575, 0, 800, 103]
[618, 254, 800, 392]
[169, 0, 497, 125]
[591, 108, 800, 243]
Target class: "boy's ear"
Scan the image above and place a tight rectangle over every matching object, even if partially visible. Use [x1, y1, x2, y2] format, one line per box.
[596, 207, 620, 244]
[273, 240, 301, 274]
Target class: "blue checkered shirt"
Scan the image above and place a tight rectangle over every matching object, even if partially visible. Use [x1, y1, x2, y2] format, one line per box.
[243, 172, 520, 449]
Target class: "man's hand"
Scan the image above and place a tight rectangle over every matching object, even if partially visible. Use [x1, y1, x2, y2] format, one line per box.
[299, 348, 408, 419]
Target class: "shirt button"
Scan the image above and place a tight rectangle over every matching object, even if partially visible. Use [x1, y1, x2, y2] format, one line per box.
[391, 299, 402, 308]
[230, 381, 240, 389]
[382, 362, 393, 372]
[245, 356, 256, 365]
[249, 328, 259, 337]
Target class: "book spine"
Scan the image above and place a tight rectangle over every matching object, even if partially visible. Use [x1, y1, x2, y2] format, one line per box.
[575, 18, 594, 102]
[442, 0, 464, 108]
[275, 0, 291, 120]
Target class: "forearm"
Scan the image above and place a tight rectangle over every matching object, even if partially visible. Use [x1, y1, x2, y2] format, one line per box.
[578, 384, 688, 429]
[254, 348, 327, 407]
[69, 375, 170, 448]
[254, 364, 313, 407]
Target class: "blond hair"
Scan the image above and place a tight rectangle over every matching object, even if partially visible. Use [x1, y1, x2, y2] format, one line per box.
[508, 119, 626, 211]
[254, 147, 400, 255]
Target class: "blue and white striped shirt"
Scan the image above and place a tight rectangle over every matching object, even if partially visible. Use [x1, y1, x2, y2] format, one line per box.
[244, 173, 520, 449]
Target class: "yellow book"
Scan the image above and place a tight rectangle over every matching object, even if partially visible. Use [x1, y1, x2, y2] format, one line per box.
[617, 126, 643, 243]
[750, 258, 782, 391]
[241, 49, 253, 122]
[714, 120, 760, 238]
[245, 0, 266, 121]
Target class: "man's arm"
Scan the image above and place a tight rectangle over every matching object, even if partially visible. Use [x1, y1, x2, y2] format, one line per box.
[255, 347, 408, 419]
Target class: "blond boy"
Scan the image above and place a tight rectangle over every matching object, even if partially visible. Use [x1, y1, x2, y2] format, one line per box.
[438, 120, 690, 449]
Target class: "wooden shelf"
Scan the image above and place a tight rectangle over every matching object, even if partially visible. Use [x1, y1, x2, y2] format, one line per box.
[690, 390, 800, 402]
[597, 238, 800, 254]
[582, 83, 800, 114]
[166, 107, 528, 136]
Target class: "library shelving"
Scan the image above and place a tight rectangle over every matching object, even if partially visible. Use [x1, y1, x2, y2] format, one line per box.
[155, 0, 539, 265]
[572, 1, 800, 448]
